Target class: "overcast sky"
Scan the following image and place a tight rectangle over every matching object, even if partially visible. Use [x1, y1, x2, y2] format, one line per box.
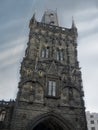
[0, 0, 98, 112]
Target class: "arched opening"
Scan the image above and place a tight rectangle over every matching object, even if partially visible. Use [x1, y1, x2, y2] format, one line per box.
[27, 113, 75, 130]
[33, 118, 63, 130]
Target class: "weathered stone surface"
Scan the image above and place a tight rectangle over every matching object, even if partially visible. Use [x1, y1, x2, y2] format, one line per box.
[0, 10, 88, 130]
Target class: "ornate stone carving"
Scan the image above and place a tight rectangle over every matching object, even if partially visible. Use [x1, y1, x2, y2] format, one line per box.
[61, 87, 69, 106]
[20, 82, 35, 102]
[34, 83, 44, 103]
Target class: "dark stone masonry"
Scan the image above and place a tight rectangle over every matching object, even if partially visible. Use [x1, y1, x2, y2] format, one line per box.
[0, 10, 88, 130]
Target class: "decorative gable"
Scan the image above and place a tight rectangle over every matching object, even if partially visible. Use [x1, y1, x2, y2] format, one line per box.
[47, 61, 58, 76]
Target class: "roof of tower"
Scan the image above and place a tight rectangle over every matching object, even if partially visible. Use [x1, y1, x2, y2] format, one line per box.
[41, 10, 59, 26]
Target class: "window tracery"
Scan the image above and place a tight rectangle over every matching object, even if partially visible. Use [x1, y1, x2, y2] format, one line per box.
[56, 49, 64, 61]
[41, 47, 49, 58]
[48, 81, 56, 97]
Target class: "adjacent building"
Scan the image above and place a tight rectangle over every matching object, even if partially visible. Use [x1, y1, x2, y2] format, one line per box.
[86, 111, 98, 130]
[0, 10, 88, 130]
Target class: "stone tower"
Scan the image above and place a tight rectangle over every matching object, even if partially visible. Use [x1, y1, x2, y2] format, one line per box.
[11, 10, 87, 130]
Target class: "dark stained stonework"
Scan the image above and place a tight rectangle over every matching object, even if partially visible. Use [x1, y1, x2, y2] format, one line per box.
[0, 100, 15, 130]
[0, 10, 88, 130]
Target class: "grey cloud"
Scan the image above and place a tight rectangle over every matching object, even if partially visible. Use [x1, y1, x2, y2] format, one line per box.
[0, 37, 27, 51]
[0, 38, 27, 69]
[0, 65, 19, 100]
[0, 18, 25, 31]
[78, 33, 98, 59]
[79, 29, 98, 39]
[82, 70, 98, 112]
[78, 18, 98, 32]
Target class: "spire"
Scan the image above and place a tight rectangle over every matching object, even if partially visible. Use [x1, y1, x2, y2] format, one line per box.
[71, 16, 78, 37]
[32, 13, 36, 23]
[72, 16, 76, 28]
[29, 13, 36, 27]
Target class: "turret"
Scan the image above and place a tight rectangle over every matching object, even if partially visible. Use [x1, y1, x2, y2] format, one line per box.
[41, 10, 59, 26]
[29, 13, 37, 28]
[72, 16, 76, 28]
[71, 16, 78, 37]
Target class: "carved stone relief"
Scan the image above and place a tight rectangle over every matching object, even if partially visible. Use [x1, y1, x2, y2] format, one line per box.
[61, 87, 69, 106]
[73, 89, 81, 106]
[20, 82, 35, 103]
[22, 67, 33, 77]
[34, 83, 44, 103]
[38, 70, 45, 78]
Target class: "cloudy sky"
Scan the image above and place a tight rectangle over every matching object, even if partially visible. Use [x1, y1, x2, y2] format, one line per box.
[0, 0, 98, 112]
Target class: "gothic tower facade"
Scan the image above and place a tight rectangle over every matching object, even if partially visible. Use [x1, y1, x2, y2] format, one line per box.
[10, 10, 87, 130]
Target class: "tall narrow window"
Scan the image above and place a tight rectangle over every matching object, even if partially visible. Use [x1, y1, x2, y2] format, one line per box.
[60, 50, 64, 61]
[41, 47, 49, 58]
[52, 81, 56, 96]
[46, 48, 49, 58]
[56, 49, 64, 61]
[41, 49, 45, 58]
[48, 81, 56, 97]
[0, 111, 6, 121]
[91, 120, 94, 124]
[57, 50, 59, 61]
